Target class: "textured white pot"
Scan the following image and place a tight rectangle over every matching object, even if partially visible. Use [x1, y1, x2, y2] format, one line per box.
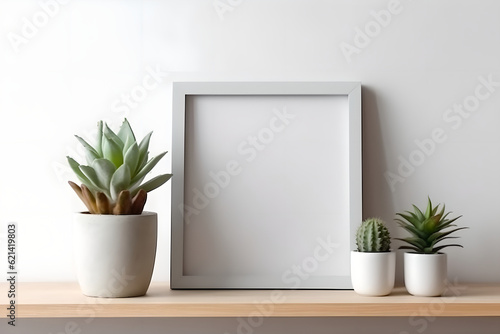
[74, 212, 157, 298]
[350, 251, 396, 296]
[404, 252, 447, 297]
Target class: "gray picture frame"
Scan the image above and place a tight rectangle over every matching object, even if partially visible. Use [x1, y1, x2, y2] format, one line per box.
[171, 82, 362, 289]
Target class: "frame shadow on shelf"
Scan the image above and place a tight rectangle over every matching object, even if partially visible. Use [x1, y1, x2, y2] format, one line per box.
[171, 82, 362, 289]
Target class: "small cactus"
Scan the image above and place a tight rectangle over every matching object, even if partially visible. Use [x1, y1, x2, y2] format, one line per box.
[356, 218, 391, 252]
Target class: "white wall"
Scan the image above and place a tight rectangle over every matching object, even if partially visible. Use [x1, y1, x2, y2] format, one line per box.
[1, 0, 499, 333]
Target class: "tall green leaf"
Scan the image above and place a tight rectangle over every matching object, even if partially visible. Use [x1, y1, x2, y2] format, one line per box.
[131, 173, 172, 196]
[136, 132, 152, 174]
[131, 151, 167, 185]
[396, 212, 421, 228]
[123, 142, 140, 178]
[110, 164, 131, 201]
[74, 135, 100, 164]
[102, 134, 123, 168]
[424, 197, 432, 218]
[428, 227, 468, 243]
[95, 121, 103, 157]
[433, 244, 464, 253]
[412, 205, 426, 222]
[394, 237, 426, 251]
[79, 165, 107, 194]
[91, 159, 116, 195]
[117, 118, 136, 153]
[67, 157, 91, 186]
[103, 123, 124, 151]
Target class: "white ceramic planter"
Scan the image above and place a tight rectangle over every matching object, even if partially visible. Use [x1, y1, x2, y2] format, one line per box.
[404, 252, 447, 297]
[350, 251, 396, 296]
[74, 212, 157, 298]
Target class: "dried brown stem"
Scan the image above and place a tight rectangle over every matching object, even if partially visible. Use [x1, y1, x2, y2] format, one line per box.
[81, 185, 97, 214]
[96, 192, 111, 214]
[113, 190, 132, 215]
[69, 182, 149, 215]
[131, 189, 147, 215]
[68, 181, 95, 213]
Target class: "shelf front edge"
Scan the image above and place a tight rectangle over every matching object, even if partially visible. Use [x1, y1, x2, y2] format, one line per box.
[9, 303, 500, 318]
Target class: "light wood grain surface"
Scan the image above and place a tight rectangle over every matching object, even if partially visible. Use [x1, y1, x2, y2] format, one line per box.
[1, 282, 499, 318]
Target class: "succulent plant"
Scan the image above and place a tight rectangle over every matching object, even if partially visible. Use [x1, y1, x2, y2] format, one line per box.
[67, 119, 172, 215]
[355, 218, 391, 252]
[395, 197, 467, 254]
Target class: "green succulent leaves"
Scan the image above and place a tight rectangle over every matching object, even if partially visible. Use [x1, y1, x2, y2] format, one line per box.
[395, 197, 467, 254]
[67, 119, 172, 214]
[356, 218, 391, 252]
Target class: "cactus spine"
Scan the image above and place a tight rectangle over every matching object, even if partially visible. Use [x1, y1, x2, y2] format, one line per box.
[356, 218, 391, 252]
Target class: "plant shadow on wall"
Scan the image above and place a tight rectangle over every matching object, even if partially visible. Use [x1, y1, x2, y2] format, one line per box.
[361, 88, 397, 232]
[67, 119, 172, 298]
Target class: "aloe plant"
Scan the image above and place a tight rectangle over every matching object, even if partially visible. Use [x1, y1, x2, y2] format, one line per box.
[395, 198, 467, 254]
[356, 218, 391, 252]
[67, 119, 172, 214]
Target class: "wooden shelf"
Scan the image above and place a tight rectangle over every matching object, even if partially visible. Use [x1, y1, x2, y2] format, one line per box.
[1, 282, 499, 318]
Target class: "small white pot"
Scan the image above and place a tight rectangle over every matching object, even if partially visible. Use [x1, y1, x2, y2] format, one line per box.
[350, 251, 396, 296]
[74, 212, 157, 298]
[404, 252, 447, 297]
